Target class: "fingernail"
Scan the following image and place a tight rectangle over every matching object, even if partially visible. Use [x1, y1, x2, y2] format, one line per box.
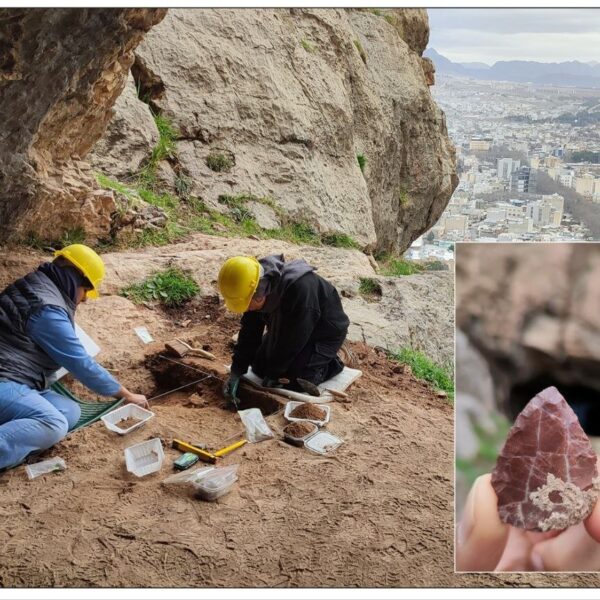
[531, 551, 544, 571]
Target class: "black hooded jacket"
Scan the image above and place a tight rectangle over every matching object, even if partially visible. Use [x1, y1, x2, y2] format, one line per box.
[231, 255, 350, 379]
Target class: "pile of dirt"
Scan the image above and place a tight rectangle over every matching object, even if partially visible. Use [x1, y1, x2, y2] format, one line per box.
[284, 422, 317, 439]
[289, 403, 327, 421]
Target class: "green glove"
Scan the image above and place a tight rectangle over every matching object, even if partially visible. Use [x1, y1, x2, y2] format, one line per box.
[223, 374, 240, 406]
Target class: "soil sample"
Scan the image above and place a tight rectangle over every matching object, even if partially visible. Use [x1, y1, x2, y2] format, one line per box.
[290, 403, 326, 421]
[118, 417, 142, 429]
[284, 421, 317, 439]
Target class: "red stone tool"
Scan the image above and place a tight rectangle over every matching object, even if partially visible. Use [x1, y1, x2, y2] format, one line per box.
[491, 386, 599, 532]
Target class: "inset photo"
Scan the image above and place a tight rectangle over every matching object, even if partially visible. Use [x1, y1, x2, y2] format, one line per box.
[455, 242, 600, 573]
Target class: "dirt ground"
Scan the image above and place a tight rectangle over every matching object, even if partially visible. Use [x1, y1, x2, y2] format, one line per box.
[1, 250, 599, 587]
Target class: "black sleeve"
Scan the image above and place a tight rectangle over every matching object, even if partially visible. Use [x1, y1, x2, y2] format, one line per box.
[231, 311, 265, 376]
[263, 278, 321, 379]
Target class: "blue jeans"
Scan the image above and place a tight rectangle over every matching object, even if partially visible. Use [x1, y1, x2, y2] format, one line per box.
[0, 381, 81, 470]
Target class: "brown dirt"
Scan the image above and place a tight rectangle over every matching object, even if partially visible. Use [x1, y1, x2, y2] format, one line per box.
[284, 421, 317, 439]
[2, 251, 598, 587]
[118, 417, 141, 429]
[289, 403, 326, 421]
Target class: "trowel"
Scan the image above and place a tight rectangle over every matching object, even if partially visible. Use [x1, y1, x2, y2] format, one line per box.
[296, 378, 348, 399]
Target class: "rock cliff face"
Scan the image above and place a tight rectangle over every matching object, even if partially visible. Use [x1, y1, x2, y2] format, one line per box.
[93, 8, 457, 252]
[456, 244, 600, 421]
[0, 8, 166, 242]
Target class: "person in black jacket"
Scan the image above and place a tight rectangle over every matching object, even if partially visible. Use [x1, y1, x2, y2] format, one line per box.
[217, 254, 349, 403]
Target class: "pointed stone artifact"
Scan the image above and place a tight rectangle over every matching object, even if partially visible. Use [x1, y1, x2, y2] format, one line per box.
[491, 386, 599, 531]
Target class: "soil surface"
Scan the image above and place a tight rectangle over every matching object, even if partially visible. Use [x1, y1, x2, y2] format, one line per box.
[284, 421, 317, 439]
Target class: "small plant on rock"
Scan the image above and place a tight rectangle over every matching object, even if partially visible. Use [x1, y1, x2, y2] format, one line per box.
[301, 39, 315, 53]
[206, 152, 233, 173]
[322, 232, 360, 249]
[354, 39, 367, 64]
[358, 277, 382, 301]
[120, 267, 200, 307]
[357, 153, 367, 173]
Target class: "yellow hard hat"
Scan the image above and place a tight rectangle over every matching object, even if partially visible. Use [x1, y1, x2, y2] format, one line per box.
[54, 244, 105, 300]
[218, 256, 261, 313]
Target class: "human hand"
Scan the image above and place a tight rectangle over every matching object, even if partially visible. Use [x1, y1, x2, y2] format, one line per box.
[223, 374, 240, 406]
[456, 474, 600, 572]
[119, 389, 149, 409]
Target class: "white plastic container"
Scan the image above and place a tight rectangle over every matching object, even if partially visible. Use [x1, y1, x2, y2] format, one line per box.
[284, 401, 331, 427]
[124, 438, 164, 477]
[283, 421, 319, 446]
[25, 457, 66, 480]
[101, 404, 155, 435]
[304, 431, 343, 455]
[193, 464, 239, 501]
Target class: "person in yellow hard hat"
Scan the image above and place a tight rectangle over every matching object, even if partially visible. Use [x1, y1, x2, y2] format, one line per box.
[218, 254, 350, 405]
[0, 244, 148, 471]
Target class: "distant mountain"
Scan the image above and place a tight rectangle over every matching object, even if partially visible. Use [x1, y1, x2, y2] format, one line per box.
[424, 48, 600, 89]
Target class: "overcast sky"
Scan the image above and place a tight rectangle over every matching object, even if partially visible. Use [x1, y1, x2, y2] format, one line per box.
[428, 9, 600, 64]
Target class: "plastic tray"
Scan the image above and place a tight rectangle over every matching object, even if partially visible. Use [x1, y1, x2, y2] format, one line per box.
[283, 421, 319, 446]
[304, 431, 343, 455]
[284, 401, 331, 427]
[25, 457, 66, 479]
[101, 403, 155, 435]
[194, 465, 239, 501]
[124, 438, 164, 477]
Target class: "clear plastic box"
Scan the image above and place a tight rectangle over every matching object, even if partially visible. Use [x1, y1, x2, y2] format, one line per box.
[25, 457, 66, 480]
[124, 438, 164, 477]
[193, 464, 239, 501]
[101, 404, 155, 435]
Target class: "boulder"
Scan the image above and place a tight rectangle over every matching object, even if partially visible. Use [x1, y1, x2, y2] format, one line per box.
[0, 8, 167, 243]
[131, 8, 457, 253]
[89, 72, 159, 180]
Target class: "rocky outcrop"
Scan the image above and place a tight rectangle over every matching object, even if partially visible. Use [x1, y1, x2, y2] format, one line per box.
[67, 232, 450, 365]
[93, 8, 456, 253]
[456, 244, 600, 420]
[0, 8, 166, 243]
[89, 72, 159, 180]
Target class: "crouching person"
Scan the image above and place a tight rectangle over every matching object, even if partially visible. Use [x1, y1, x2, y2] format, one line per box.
[217, 254, 349, 402]
[0, 244, 148, 471]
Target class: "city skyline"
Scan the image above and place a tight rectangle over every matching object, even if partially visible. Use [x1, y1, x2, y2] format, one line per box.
[428, 9, 600, 65]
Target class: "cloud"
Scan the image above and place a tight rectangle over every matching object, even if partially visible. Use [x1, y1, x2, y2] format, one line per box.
[428, 9, 600, 64]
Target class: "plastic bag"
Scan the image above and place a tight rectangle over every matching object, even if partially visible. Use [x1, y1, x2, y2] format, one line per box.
[194, 464, 239, 501]
[238, 408, 274, 443]
[162, 466, 215, 486]
[25, 457, 66, 480]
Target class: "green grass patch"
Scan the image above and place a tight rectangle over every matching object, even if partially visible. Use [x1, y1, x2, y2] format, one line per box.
[321, 232, 360, 249]
[138, 114, 179, 189]
[358, 277, 381, 301]
[357, 153, 367, 173]
[380, 257, 423, 276]
[384, 14, 397, 26]
[120, 267, 199, 307]
[301, 39, 315, 53]
[59, 227, 87, 247]
[398, 188, 409, 207]
[366, 8, 383, 16]
[354, 39, 367, 64]
[96, 174, 137, 201]
[392, 348, 454, 402]
[206, 152, 233, 173]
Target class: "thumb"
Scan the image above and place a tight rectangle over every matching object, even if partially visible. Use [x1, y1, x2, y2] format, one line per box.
[456, 473, 510, 572]
[584, 496, 600, 543]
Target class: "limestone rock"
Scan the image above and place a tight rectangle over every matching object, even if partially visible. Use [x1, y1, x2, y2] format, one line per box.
[132, 8, 457, 253]
[0, 8, 167, 242]
[491, 386, 598, 531]
[456, 244, 600, 416]
[89, 72, 159, 179]
[246, 201, 281, 230]
[94, 232, 454, 367]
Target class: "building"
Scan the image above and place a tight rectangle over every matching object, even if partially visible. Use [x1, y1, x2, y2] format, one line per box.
[497, 158, 521, 181]
[575, 174, 596, 198]
[510, 166, 537, 194]
[443, 215, 468, 234]
[469, 137, 492, 152]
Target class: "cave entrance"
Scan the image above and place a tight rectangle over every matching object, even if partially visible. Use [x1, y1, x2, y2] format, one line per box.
[509, 375, 600, 436]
